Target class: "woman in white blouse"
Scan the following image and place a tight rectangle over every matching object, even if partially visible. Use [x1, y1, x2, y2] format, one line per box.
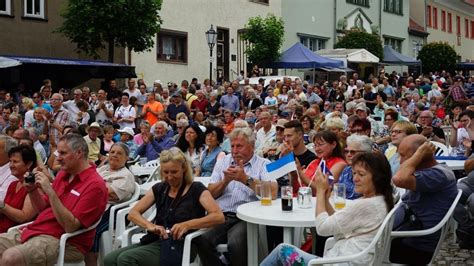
[260, 152, 394, 266]
[176, 124, 205, 176]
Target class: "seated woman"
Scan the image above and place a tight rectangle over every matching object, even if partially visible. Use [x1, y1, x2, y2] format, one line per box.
[117, 127, 138, 159]
[104, 147, 224, 265]
[177, 124, 205, 176]
[197, 126, 225, 177]
[85, 142, 136, 266]
[261, 152, 394, 266]
[133, 121, 151, 146]
[450, 110, 474, 156]
[338, 134, 373, 200]
[384, 121, 418, 176]
[0, 145, 38, 232]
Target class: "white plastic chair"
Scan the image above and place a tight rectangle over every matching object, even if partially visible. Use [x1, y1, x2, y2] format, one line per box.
[182, 229, 209, 266]
[144, 164, 160, 183]
[99, 182, 141, 259]
[144, 159, 159, 168]
[430, 141, 449, 156]
[308, 202, 401, 265]
[383, 189, 462, 265]
[121, 205, 157, 248]
[441, 126, 452, 149]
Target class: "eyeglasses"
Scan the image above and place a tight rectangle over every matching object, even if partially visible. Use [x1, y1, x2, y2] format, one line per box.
[390, 129, 404, 135]
[344, 149, 364, 155]
[314, 142, 329, 148]
[419, 116, 431, 119]
[51, 99, 62, 102]
[350, 128, 366, 134]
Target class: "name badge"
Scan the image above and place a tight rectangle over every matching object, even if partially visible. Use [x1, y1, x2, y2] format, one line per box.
[70, 190, 80, 196]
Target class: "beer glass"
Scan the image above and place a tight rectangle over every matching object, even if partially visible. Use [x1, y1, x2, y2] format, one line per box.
[256, 181, 272, 206]
[281, 186, 293, 211]
[333, 183, 346, 210]
[297, 187, 312, 208]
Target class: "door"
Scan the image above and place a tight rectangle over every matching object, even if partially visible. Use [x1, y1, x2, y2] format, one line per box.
[216, 28, 229, 83]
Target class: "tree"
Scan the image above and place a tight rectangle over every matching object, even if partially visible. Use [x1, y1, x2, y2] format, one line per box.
[334, 30, 383, 60]
[241, 14, 284, 67]
[417, 42, 458, 74]
[57, 0, 162, 62]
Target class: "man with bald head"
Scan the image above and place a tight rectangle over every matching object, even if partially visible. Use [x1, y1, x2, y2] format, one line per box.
[390, 134, 457, 264]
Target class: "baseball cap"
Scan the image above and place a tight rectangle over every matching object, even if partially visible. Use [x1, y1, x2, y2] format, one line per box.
[276, 119, 289, 129]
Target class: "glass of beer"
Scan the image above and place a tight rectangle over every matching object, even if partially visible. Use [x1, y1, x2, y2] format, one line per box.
[333, 183, 346, 210]
[256, 181, 272, 206]
[281, 186, 293, 211]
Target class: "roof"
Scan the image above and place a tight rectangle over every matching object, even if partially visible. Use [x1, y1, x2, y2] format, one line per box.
[409, 18, 426, 33]
[382, 45, 421, 66]
[316, 48, 379, 63]
[270, 43, 343, 69]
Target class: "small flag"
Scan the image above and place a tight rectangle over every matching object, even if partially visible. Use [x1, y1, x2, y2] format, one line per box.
[266, 152, 297, 179]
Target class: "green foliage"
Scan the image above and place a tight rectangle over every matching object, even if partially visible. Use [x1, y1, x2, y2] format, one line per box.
[417, 42, 458, 74]
[241, 14, 284, 66]
[57, 0, 162, 62]
[334, 30, 384, 60]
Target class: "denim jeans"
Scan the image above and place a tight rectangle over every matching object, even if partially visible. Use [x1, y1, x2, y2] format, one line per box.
[260, 243, 318, 266]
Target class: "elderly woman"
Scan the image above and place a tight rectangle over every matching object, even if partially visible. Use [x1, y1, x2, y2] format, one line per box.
[384, 121, 418, 175]
[261, 152, 394, 265]
[85, 142, 136, 266]
[206, 91, 221, 117]
[450, 110, 474, 156]
[177, 124, 205, 175]
[375, 110, 399, 153]
[338, 134, 373, 199]
[22, 97, 35, 128]
[0, 144, 38, 233]
[173, 118, 189, 143]
[104, 148, 224, 265]
[133, 121, 151, 146]
[246, 88, 262, 111]
[198, 126, 226, 177]
[300, 115, 316, 145]
[323, 117, 346, 145]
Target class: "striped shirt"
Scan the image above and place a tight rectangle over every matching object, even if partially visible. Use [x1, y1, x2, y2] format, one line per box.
[210, 153, 273, 213]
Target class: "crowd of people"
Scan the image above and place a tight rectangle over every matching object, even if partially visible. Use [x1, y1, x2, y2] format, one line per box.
[0, 69, 472, 265]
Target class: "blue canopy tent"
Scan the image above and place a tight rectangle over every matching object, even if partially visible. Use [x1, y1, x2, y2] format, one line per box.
[270, 43, 344, 69]
[382, 45, 421, 66]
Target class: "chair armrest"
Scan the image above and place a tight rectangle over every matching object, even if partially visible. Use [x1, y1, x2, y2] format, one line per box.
[182, 229, 209, 266]
[57, 219, 101, 266]
[308, 253, 366, 265]
[114, 206, 133, 244]
[323, 237, 335, 257]
[121, 226, 145, 247]
[7, 221, 33, 234]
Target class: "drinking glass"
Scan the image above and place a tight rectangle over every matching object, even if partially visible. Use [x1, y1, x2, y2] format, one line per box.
[256, 181, 272, 206]
[281, 186, 293, 211]
[333, 183, 346, 210]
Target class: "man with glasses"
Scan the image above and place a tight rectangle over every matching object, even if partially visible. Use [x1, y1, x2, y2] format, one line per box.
[416, 110, 446, 144]
[48, 93, 71, 145]
[255, 112, 276, 157]
[62, 89, 83, 122]
[136, 121, 175, 162]
[32, 93, 52, 113]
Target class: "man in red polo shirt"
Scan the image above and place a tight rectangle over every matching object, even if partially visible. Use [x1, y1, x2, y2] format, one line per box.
[190, 89, 209, 114]
[0, 134, 108, 265]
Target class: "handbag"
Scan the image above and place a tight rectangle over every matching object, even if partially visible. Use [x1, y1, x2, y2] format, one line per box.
[394, 203, 423, 231]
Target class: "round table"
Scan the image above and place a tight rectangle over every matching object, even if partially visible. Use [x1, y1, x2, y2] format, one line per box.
[237, 198, 316, 266]
[437, 160, 465, 171]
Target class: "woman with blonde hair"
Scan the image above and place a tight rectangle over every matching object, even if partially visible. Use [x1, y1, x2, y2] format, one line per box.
[104, 148, 224, 265]
[22, 97, 35, 128]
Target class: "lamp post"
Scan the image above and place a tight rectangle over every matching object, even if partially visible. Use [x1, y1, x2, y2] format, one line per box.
[205, 25, 218, 83]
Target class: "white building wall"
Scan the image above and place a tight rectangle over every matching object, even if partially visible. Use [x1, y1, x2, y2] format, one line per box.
[129, 0, 281, 86]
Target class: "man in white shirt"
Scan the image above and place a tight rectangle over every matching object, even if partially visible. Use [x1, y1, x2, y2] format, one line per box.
[0, 136, 17, 202]
[62, 88, 83, 121]
[92, 90, 114, 125]
[255, 112, 276, 156]
[123, 79, 141, 100]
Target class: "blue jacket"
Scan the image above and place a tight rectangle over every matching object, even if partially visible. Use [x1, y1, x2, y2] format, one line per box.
[136, 135, 175, 161]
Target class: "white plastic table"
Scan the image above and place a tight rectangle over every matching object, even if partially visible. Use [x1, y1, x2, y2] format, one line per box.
[437, 160, 465, 171]
[237, 198, 316, 266]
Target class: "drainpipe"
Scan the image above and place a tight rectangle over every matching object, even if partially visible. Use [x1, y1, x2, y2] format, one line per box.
[333, 0, 337, 46]
[379, 0, 382, 38]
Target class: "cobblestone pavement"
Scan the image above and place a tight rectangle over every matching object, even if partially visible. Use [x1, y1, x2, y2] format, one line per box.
[433, 235, 474, 265]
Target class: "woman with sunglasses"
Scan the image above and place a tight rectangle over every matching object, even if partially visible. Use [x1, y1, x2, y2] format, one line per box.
[384, 121, 418, 175]
[104, 148, 224, 265]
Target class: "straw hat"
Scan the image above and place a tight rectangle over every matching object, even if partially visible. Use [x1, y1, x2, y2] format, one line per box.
[118, 127, 135, 138]
[87, 122, 103, 135]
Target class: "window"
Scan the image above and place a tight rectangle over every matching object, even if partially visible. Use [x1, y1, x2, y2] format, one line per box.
[384, 0, 403, 15]
[471, 21, 474, 39]
[441, 10, 446, 31]
[448, 13, 452, 33]
[156, 29, 188, 63]
[0, 0, 11, 15]
[466, 18, 470, 38]
[346, 0, 369, 7]
[457, 16, 461, 35]
[433, 7, 438, 29]
[427, 5, 432, 27]
[384, 37, 403, 53]
[300, 36, 327, 51]
[24, 0, 45, 18]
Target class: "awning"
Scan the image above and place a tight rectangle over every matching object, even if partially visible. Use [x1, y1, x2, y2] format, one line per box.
[382, 45, 420, 66]
[317, 67, 355, 72]
[0, 55, 137, 90]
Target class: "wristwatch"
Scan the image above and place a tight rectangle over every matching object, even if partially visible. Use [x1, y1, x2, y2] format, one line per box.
[246, 177, 255, 187]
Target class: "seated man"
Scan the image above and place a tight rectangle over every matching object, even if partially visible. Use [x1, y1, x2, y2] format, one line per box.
[136, 121, 175, 162]
[454, 168, 474, 249]
[416, 110, 446, 144]
[0, 134, 108, 265]
[390, 134, 458, 264]
[195, 127, 277, 265]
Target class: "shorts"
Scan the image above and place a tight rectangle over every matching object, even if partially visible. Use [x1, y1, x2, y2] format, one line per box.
[0, 229, 83, 266]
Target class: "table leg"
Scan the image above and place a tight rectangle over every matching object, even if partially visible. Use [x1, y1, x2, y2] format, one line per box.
[283, 227, 294, 245]
[247, 222, 258, 266]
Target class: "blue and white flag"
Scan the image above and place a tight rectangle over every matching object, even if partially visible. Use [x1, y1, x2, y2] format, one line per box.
[265, 152, 297, 179]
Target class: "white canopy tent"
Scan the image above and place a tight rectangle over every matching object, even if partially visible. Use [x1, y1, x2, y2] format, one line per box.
[316, 48, 379, 68]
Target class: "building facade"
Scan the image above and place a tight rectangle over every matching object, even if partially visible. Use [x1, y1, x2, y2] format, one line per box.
[128, 0, 281, 86]
[417, 0, 474, 62]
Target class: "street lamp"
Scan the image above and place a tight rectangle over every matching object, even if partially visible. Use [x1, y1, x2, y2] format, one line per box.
[205, 25, 218, 83]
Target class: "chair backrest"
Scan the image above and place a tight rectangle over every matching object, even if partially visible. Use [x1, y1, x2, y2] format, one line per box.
[308, 202, 401, 265]
[144, 159, 159, 168]
[441, 126, 452, 148]
[145, 165, 161, 183]
[430, 141, 449, 156]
